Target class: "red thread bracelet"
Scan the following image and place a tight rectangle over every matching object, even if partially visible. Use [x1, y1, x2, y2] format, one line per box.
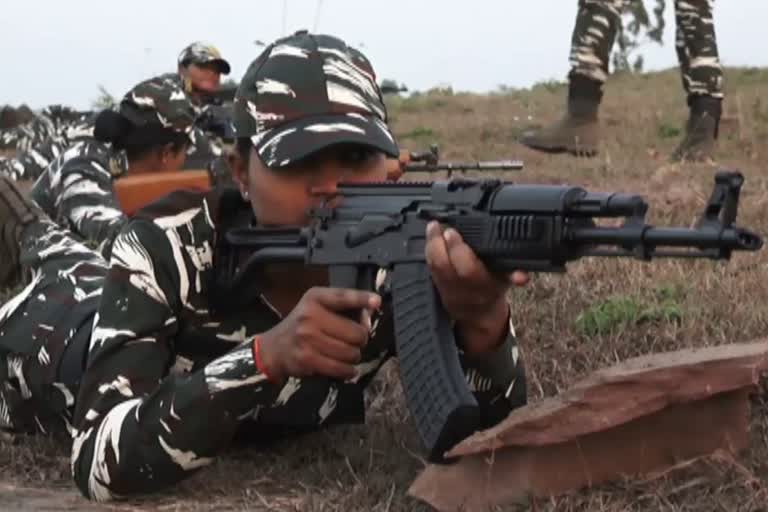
[252, 336, 276, 383]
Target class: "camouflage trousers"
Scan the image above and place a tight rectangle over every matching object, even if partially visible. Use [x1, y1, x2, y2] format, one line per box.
[570, 0, 723, 97]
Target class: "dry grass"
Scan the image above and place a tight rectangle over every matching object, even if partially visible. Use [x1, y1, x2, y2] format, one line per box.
[2, 66, 768, 511]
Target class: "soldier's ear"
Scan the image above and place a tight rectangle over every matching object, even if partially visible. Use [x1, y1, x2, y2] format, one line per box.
[228, 148, 249, 196]
[178, 66, 193, 94]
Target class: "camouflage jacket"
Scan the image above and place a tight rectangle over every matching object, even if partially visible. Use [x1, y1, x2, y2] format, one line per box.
[0, 105, 92, 152]
[0, 112, 95, 182]
[0, 76, 230, 182]
[153, 73, 228, 166]
[69, 188, 524, 501]
[30, 139, 129, 259]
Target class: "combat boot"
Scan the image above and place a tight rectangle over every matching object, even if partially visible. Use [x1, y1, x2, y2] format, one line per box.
[520, 74, 602, 157]
[671, 95, 722, 163]
[0, 176, 46, 287]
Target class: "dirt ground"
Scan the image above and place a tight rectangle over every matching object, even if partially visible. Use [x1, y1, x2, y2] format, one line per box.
[2, 66, 768, 511]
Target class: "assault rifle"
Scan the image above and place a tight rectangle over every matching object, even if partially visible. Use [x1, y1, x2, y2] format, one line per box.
[196, 104, 236, 143]
[199, 84, 238, 106]
[387, 144, 523, 180]
[216, 171, 762, 463]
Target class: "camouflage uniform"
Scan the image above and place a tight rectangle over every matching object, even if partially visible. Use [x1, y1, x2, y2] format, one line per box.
[27, 75, 196, 260]
[0, 108, 95, 182]
[1, 42, 233, 183]
[521, 0, 724, 161]
[0, 32, 526, 502]
[0, 105, 91, 153]
[176, 42, 236, 183]
[570, 0, 722, 97]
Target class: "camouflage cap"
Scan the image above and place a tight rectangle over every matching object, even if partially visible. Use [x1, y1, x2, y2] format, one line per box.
[233, 30, 399, 169]
[119, 74, 196, 137]
[178, 42, 231, 75]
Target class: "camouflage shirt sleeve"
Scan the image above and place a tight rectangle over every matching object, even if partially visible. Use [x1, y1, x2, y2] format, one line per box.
[460, 310, 526, 427]
[55, 156, 127, 259]
[70, 219, 275, 502]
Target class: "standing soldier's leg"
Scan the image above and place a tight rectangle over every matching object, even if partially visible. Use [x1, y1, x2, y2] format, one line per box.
[520, 0, 625, 156]
[671, 0, 724, 162]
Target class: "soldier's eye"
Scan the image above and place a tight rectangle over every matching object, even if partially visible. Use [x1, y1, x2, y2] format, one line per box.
[338, 146, 378, 166]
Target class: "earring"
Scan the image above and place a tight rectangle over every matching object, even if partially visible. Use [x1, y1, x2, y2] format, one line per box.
[241, 189, 249, 200]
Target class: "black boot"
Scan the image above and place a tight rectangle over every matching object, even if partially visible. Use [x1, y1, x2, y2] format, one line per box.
[0, 176, 46, 287]
[671, 95, 722, 163]
[520, 73, 603, 157]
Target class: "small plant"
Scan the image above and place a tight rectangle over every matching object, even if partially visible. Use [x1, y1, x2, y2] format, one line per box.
[534, 79, 566, 95]
[91, 85, 118, 110]
[575, 285, 684, 336]
[657, 122, 681, 139]
[575, 296, 643, 336]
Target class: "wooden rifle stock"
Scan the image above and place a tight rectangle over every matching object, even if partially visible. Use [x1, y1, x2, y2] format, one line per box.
[114, 170, 211, 216]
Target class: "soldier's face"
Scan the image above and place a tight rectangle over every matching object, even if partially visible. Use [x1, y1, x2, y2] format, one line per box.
[130, 142, 189, 174]
[185, 63, 222, 101]
[233, 144, 389, 226]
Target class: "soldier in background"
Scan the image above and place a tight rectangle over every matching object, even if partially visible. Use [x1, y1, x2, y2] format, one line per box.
[0, 105, 35, 132]
[0, 42, 234, 182]
[0, 107, 95, 181]
[172, 42, 239, 185]
[4, 75, 196, 283]
[520, 0, 723, 162]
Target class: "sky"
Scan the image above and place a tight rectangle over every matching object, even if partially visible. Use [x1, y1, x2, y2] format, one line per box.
[2, 0, 765, 110]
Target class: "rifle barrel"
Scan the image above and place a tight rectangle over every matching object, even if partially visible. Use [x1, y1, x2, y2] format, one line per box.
[570, 226, 762, 251]
[406, 160, 524, 172]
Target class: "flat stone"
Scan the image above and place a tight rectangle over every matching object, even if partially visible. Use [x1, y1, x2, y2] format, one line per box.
[409, 340, 768, 512]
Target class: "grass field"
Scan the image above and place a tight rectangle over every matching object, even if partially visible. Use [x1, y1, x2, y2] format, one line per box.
[2, 66, 768, 511]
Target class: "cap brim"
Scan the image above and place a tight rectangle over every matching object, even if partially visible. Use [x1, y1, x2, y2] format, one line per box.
[209, 58, 231, 75]
[252, 114, 400, 169]
[187, 57, 231, 75]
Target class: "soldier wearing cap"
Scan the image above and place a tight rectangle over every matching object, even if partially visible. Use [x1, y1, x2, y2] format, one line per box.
[7, 74, 196, 272]
[162, 41, 237, 179]
[0, 42, 233, 182]
[0, 32, 527, 503]
[176, 41, 232, 107]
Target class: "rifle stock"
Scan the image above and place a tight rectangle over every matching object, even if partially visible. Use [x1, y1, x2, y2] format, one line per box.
[114, 170, 211, 216]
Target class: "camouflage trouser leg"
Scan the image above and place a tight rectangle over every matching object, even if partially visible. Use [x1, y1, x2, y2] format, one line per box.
[569, 0, 625, 83]
[0, 220, 107, 435]
[674, 0, 724, 98]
